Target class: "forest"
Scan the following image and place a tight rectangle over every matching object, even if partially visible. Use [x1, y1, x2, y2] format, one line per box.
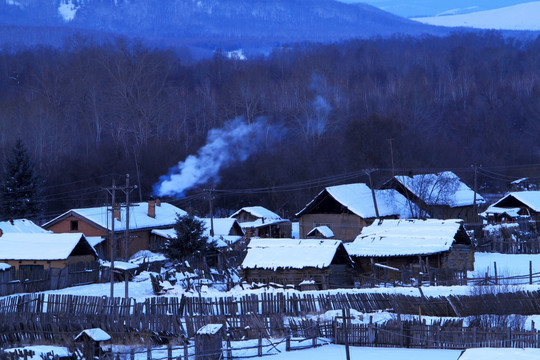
[1, 31, 540, 221]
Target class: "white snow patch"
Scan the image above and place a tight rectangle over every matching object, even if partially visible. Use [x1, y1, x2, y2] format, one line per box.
[58, 0, 80, 22]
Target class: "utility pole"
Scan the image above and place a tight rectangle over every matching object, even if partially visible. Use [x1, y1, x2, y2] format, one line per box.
[118, 174, 136, 299]
[207, 188, 215, 237]
[105, 175, 136, 299]
[365, 169, 380, 218]
[387, 138, 395, 177]
[472, 164, 479, 224]
[105, 179, 117, 298]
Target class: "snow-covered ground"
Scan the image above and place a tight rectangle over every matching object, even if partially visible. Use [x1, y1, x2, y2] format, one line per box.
[8, 251, 540, 358]
[412, 1, 540, 30]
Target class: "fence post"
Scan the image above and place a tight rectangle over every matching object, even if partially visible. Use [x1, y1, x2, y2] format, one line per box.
[167, 343, 172, 360]
[530, 261, 533, 285]
[286, 330, 291, 351]
[147, 346, 151, 360]
[184, 342, 189, 360]
[494, 262, 498, 285]
[257, 332, 262, 357]
[130, 348, 135, 360]
[227, 333, 233, 359]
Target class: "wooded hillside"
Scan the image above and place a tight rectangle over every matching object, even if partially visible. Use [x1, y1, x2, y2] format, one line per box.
[1, 32, 539, 219]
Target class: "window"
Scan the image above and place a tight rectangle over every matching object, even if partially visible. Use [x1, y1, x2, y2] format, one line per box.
[70, 220, 78, 231]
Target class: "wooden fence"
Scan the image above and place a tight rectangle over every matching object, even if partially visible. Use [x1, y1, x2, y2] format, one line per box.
[333, 320, 540, 349]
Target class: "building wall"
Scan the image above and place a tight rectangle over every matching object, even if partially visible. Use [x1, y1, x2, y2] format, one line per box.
[2, 254, 96, 270]
[299, 213, 367, 242]
[242, 267, 333, 290]
[46, 216, 107, 237]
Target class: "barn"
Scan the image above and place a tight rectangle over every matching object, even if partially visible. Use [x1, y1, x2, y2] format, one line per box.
[241, 238, 354, 290]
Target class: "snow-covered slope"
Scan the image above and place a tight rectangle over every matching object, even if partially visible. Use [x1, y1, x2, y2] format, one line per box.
[412, 1, 540, 30]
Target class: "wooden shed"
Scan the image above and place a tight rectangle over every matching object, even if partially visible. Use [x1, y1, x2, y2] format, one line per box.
[195, 324, 224, 360]
[74, 328, 111, 360]
[241, 238, 354, 290]
[481, 191, 540, 223]
[230, 206, 291, 238]
[345, 219, 474, 282]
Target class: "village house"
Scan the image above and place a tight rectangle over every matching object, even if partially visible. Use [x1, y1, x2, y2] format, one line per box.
[481, 191, 540, 224]
[345, 219, 474, 282]
[42, 200, 186, 260]
[0, 232, 97, 271]
[0, 219, 49, 235]
[241, 238, 354, 290]
[381, 171, 485, 223]
[295, 183, 415, 242]
[230, 206, 291, 238]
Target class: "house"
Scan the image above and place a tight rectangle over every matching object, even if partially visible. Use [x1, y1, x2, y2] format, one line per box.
[381, 171, 485, 223]
[0, 232, 97, 271]
[42, 200, 186, 260]
[481, 191, 540, 224]
[296, 183, 415, 242]
[230, 206, 291, 238]
[0, 219, 49, 235]
[345, 219, 474, 281]
[241, 238, 354, 289]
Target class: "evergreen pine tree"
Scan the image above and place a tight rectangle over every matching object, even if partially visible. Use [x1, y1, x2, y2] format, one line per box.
[163, 214, 216, 263]
[0, 139, 44, 221]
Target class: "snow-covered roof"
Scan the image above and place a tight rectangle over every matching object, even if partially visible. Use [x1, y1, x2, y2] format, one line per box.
[0, 263, 11, 271]
[0, 219, 49, 234]
[242, 238, 344, 270]
[75, 328, 111, 342]
[307, 226, 334, 238]
[345, 219, 466, 257]
[392, 171, 485, 208]
[44, 202, 187, 232]
[481, 205, 521, 218]
[86, 236, 105, 248]
[296, 183, 416, 219]
[491, 191, 540, 212]
[196, 324, 223, 335]
[100, 260, 139, 271]
[201, 218, 244, 236]
[231, 206, 282, 220]
[237, 218, 290, 229]
[0, 233, 96, 260]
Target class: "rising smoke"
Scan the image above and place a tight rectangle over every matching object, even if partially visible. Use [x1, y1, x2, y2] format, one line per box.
[153, 117, 279, 198]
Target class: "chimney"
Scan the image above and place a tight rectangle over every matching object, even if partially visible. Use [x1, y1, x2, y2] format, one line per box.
[156, 198, 161, 207]
[148, 200, 156, 218]
[114, 206, 121, 222]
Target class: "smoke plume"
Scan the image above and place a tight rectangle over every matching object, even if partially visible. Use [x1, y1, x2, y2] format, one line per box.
[153, 117, 276, 198]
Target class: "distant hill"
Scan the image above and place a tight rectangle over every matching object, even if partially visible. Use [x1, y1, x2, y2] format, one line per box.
[0, 0, 448, 53]
[412, 1, 540, 31]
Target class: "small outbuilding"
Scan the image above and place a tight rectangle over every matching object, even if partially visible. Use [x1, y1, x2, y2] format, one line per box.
[74, 328, 111, 359]
[230, 206, 291, 238]
[241, 238, 354, 289]
[195, 324, 224, 360]
[345, 219, 474, 282]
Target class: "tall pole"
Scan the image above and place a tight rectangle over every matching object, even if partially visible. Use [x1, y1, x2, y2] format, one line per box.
[366, 169, 380, 218]
[109, 179, 116, 298]
[387, 138, 395, 177]
[472, 164, 478, 224]
[124, 174, 130, 299]
[208, 188, 214, 237]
